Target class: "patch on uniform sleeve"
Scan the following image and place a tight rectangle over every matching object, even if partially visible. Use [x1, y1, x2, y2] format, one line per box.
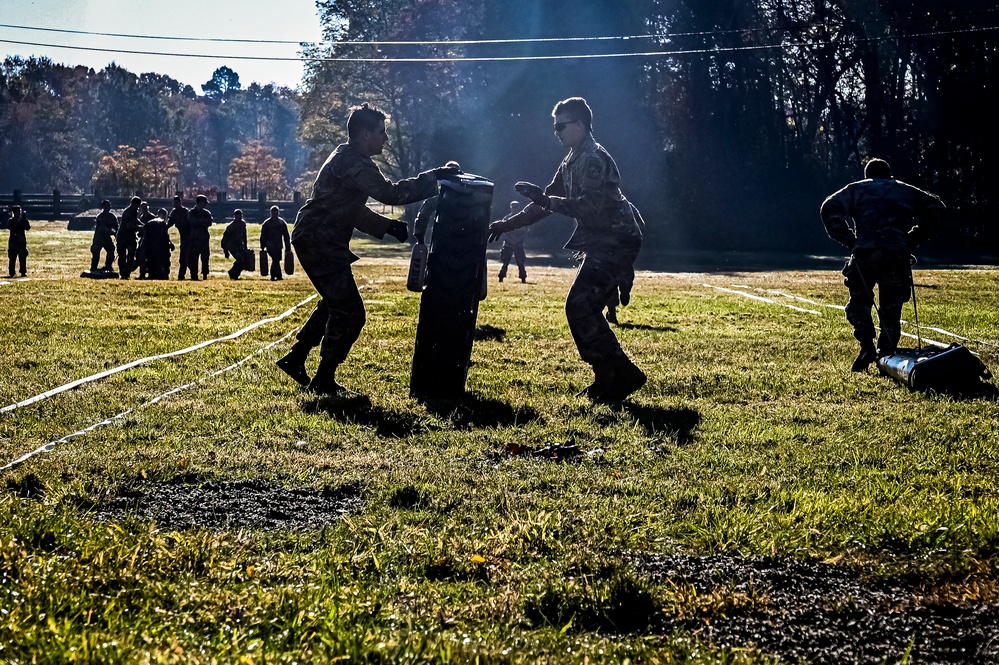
[582, 156, 604, 185]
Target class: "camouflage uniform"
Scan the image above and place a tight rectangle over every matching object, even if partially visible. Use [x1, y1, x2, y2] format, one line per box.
[139, 215, 173, 280]
[504, 134, 642, 369]
[7, 211, 29, 277]
[498, 223, 528, 282]
[604, 202, 645, 323]
[821, 177, 944, 355]
[222, 216, 250, 279]
[260, 215, 291, 280]
[117, 204, 141, 278]
[291, 141, 437, 363]
[187, 206, 214, 279]
[91, 210, 118, 271]
[167, 204, 192, 279]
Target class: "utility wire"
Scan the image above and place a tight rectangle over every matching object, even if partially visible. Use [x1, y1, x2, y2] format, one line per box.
[1, 25, 996, 64]
[1, 7, 997, 47]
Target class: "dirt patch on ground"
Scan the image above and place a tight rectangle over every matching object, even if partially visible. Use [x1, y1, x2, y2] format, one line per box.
[95, 479, 363, 531]
[635, 554, 999, 664]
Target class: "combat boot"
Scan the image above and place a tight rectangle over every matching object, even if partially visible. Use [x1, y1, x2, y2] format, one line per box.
[307, 356, 345, 396]
[276, 341, 312, 387]
[851, 344, 878, 372]
[596, 355, 646, 403]
[577, 360, 617, 400]
[605, 307, 618, 324]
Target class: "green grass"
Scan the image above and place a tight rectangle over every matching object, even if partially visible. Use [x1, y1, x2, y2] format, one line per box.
[1, 222, 997, 662]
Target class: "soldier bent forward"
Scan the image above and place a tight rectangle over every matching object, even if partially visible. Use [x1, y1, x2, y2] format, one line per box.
[276, 103, 458, 394]
[222, 209, 251, 280]
[820, 158, 945, 371]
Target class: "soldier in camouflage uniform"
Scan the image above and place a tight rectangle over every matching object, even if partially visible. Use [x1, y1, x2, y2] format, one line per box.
[167, 196, 193, 280]
[820, 158, 945, 371]
[187, 195, 214, 280]
[603, 202, 646, 324]
[260, 205, 291, 281]
[222, 209, 250, 280]
[496, 200, 528, 283]
[276, 103, 458, 394]
[6, 206, 29, 277]
[116, 196, 142, 279]
[91, 200, 118, 272]
[489, 97, 646, 402]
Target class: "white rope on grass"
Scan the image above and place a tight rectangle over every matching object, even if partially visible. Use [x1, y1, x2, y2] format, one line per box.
[0, 329, 297, 473]
[0, 294, 316, 415]
[704, 283, 951, 348]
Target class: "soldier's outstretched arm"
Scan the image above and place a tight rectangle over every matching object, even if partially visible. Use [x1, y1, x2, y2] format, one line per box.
[349, 160, 438, 207]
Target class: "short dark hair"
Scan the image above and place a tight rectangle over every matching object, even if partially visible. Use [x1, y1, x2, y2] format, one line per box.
[101, 199, 110, 207]
[347, 103, 387, 140]
[233, 209, 243, 217]
[864, 158, 892, 179]
[552, 97, 593, 131]
[196, 194, 208, 204]
[173, 195, 181, 202]
[270, 205, 280, 213]
[130, 196, 142, 205]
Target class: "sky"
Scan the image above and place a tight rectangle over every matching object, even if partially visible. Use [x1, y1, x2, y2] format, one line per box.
[0, 0, 324, 90]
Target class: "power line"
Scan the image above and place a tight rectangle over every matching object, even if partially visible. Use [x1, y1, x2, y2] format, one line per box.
[1, 8, 997, 48]
[1, 25, 996, 65]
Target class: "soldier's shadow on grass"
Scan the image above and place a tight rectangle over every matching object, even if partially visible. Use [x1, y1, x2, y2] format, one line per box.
[615, 322, 678, 333]
[301, 393, 428, 438]
[419, 391, 542, 430]
[617, 403, 701, 445]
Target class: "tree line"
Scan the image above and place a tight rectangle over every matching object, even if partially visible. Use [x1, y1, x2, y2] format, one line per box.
[2, 0, 997, 253]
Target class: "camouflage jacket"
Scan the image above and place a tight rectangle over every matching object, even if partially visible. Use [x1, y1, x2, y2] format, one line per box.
[820, 178, 945, 253]
[508, 134, 642, 252]
[499, 212, 527, 248]
[221, 219, 248, 253]
[188, 207, 213, 241]
[8, 214, 29, 244]
[292, 141, 437, 264]
[118, 206, 141, 238]
[260, 217, 290, 253]
[94, 211, 118, 239]
[168, 206, 189, 236]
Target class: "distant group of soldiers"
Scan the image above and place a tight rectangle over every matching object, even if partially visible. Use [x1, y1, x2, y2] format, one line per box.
[88, 195, 292, 281]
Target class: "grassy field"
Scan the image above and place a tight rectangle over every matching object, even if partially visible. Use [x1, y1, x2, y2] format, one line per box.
[1, 221, 998, 663]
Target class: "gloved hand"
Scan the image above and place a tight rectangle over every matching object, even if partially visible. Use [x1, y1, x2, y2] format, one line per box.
[488, 220, 510, 243]
[515, 181, 549, 208]
[388, 220, 409, 243]
[431, 165, 461, 180]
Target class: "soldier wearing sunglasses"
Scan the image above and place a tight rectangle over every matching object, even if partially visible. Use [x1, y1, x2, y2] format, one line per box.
[488, 97, 645, 402]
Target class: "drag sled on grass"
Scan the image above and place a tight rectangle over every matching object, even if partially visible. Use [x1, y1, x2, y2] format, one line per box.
[878, 343, 992, 392]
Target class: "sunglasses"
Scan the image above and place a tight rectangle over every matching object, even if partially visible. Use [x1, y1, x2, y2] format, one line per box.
[553, 120, 577, 132]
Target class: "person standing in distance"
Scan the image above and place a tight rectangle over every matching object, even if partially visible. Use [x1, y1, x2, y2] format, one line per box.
[260, 205, 292, 281]
[167, 195, 193, 280]
[187, 195, 213, 280]
[276, 103, 458, 394]
[496, 200, 528, 283]
[117, 196, 141, 279]
[91, 200, 118, 273]
[488, 97, 645, 402]
[820, 158, 945, 371]
[6, 205, 29, 277]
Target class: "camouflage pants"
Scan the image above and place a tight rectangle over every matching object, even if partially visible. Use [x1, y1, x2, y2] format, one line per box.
[499, 243, 527, 280]
[293, 238, 365, 364]
[7, 240, 27, 275]
[117, 235, 137, 276]
[566, 245, 640, 365]
[189, 238, 211, 277]
[90, 234, 115, 271]
[843, 249, 912, 353]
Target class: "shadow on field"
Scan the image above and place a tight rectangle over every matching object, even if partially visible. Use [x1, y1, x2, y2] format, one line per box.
[302, 393, 427, 438]
[615, 322, 678, 333]
[419, 391, 541, 430]
[618, 404, 701, 445]
[474, 324, 506, 341]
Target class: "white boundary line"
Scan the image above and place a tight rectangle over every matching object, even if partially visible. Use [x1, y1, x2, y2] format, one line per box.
[0, 294, 316, 415]
[0, 329, 297, 473]
[704, 283, 952, 348]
